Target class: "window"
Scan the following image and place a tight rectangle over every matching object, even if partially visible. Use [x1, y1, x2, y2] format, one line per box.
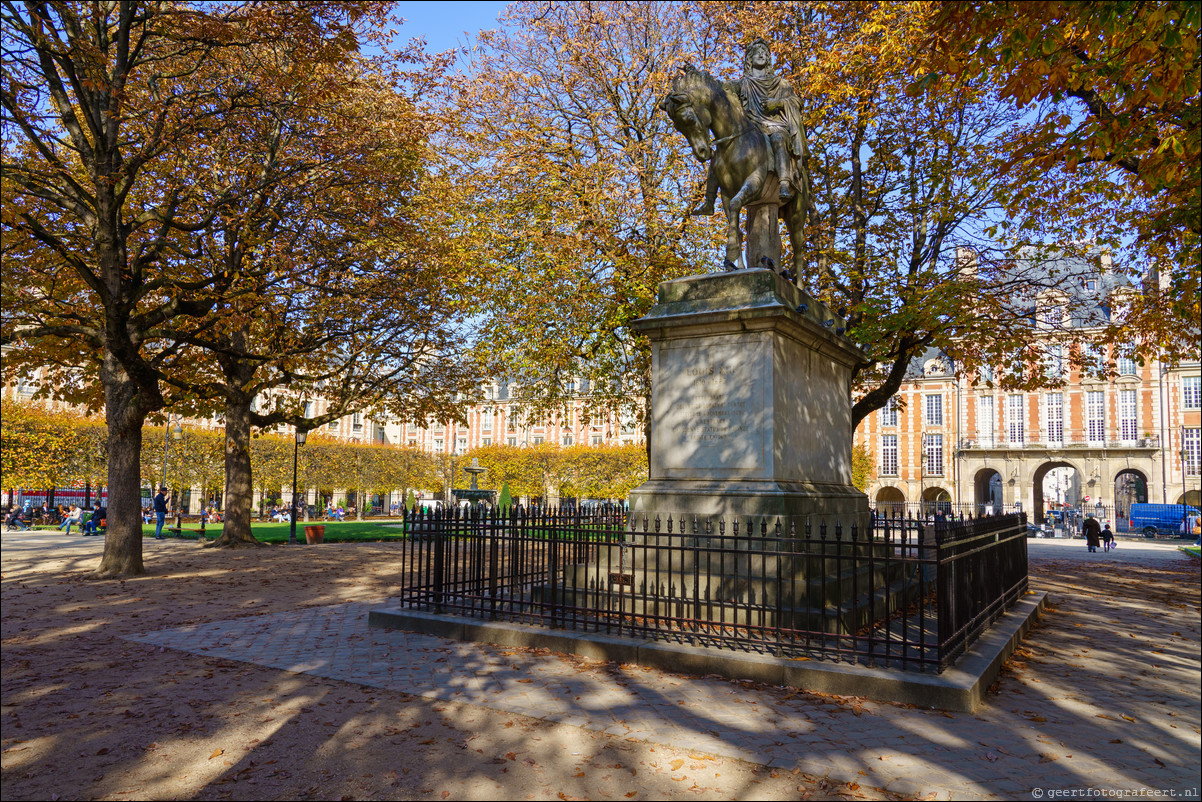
[328, 419, 339, 430]
[533, 436, 544, 445]
[1007, 395, 1025, 445]
[507, 437, 517, 446]
[1046, 393, 1063, 445]
[978, 395, 994, 447]
[1044, 345, 1062, 379]
[924, 395, 943, 427]
[457, 438, 467, 452]
[482, 437, 491, 446]
[881, 397, 898, 427]
[924, 434, 944, 476]
[1083, 278, 1097, 291]
[408, 439, 417, 447]
[1080, 342, 1106, 376]
[375, 425, 386, 443]
[1117, 357, 1137, 376]
[352, 412, 362, 432]
[303, 401, 314, 418]
[562, 435, 573, 446]
[482, 414, 493, 431]
[434, 438, 444, 451]
[1086, 391, 1105, 443]
[1185, 428, 1201, 476]
[1119, 390, 1137, 441]
[1184, 376, 1201, 410]
[978, 365, 994, 384]
[880, 435, 898, 476]
[591, 436, 602, 445]
[1041, 305, 1061, 329]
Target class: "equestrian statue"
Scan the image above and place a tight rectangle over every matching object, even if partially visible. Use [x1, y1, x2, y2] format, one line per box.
[660, 39, 809, 279]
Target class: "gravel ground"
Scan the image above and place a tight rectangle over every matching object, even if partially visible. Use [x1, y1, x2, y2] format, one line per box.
[2, 531, 1197, 801]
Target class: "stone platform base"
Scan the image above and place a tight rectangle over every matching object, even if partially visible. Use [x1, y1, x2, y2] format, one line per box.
[369, 592, 1046, 712]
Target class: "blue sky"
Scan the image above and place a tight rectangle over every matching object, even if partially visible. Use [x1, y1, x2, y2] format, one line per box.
[394, 1, 510, 59]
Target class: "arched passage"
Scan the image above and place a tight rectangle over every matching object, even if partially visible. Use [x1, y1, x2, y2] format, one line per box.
[875, 486, 906, 518]
[1178, 489, 1201, 507]
[1032, 460, 1085, 525]
[973, 468, 1003, 514]
[921, 486, 951, 516]
[1114, 470, 1148, 524]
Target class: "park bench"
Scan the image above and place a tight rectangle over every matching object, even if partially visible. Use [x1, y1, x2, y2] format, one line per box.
[166, 516, 210, 539]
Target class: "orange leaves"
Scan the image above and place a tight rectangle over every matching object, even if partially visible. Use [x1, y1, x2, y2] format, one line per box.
[917, 1, 1200, 265]
[0, 400, 105, 490]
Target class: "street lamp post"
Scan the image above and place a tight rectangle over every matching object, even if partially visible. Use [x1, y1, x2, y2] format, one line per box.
[289, 429, 308, 546]
[446, 450, 459, 508]
[161, 415, 183, 523]
[919, 434, 927, 519]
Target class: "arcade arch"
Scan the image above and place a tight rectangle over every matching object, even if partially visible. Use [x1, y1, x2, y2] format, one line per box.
[973, 468, 1004, 514]
[1033, 460, 1085, 524]
[875, 486, 906, 517]
[1114, 469, 1148, 524]
[921, 486, 951, 515]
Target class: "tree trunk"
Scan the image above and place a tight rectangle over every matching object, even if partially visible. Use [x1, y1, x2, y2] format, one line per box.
[94, 365, 150, 577]
[209, 396, 263, 548]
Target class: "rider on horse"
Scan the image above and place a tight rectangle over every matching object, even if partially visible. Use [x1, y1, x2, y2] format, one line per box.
[736, 38, 807, 205]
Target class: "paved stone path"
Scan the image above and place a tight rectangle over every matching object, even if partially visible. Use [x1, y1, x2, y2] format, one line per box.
[122, 539, 1201, 800]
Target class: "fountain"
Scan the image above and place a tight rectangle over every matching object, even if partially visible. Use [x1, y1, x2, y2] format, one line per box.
[451, 459, 495, 507]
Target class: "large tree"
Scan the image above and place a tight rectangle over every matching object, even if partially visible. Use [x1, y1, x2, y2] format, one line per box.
[445, 1, 1125, 434]
[154, 40, 476, 547]
[1, 0, 387, 575]
[440, 1, 724, 431]
[910, 0, 1200, 364]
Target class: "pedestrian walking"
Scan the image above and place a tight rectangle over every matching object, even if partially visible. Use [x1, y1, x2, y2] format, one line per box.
[153, 487, 169, 539]
[1083, 515, 1102, 552]
[1101, 522, 1115, 551]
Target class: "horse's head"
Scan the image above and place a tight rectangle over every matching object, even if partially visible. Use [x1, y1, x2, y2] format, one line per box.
[659, 63, 713, 162]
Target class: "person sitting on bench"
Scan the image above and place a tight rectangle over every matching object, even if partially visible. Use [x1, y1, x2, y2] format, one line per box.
[83, 505, 107, 536]
[5, 506, 29, 531]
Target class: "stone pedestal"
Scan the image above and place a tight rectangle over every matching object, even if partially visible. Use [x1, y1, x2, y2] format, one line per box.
[628, 268, 869, 527]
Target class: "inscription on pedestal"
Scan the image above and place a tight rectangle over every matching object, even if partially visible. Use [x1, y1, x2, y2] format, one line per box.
[683, 369, 747, 444]
[657, 340, 766, 476]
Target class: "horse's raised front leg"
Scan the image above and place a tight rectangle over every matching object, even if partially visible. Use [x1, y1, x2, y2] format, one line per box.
[691, 163, 719, 217]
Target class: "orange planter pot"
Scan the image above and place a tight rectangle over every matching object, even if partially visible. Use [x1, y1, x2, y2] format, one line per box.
[304, 525, 326, 544]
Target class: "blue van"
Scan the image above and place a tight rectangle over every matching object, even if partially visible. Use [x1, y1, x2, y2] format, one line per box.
[1128, 503, 1201, 537]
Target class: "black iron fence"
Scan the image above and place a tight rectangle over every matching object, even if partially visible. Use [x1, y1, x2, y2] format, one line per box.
[394, 506, 1029, 672]
[871, 501, 1023, 519]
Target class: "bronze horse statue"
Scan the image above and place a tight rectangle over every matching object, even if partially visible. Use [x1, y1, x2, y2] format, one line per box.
[660, 63, 807, 275]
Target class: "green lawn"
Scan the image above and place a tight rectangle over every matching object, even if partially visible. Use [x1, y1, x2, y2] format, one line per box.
[149, 519, 409, 543]
[28, 520, 409, 543]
